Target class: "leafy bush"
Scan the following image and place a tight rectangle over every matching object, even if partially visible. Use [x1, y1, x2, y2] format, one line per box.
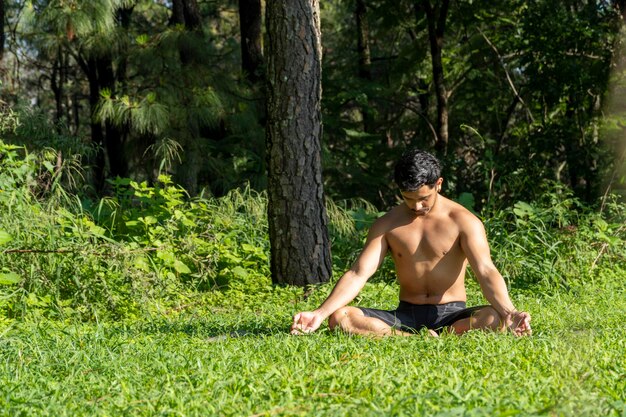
[91, 177, 271, 292]
[486, 187, 625, 292]
[0, 144, 273, 319]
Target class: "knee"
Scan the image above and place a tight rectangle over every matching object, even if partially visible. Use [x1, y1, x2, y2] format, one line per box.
[328, 307, 352, 331]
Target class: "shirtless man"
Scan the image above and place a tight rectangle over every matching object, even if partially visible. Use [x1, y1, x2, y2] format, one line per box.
[291, 148, 531, 337]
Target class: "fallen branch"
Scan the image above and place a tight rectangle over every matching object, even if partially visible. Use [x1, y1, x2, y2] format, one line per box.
[2, 247, 159, 255]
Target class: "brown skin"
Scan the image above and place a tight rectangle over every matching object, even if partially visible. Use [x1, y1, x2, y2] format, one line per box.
[291, 178, 532, 337]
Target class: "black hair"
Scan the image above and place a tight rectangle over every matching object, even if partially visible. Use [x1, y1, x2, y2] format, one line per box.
[393, 148, 441, 191]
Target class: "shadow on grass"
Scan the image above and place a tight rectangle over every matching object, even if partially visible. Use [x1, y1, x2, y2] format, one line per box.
[108, 314, 291, 341]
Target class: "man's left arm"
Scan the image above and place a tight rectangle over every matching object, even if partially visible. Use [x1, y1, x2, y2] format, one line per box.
[460, 214, 532, 336]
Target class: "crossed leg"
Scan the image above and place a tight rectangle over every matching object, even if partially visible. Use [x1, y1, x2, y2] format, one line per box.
[328, 305, 503, 337]
[328, 306, 437, 337]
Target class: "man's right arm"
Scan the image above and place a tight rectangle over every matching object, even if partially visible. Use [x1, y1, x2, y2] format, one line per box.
[290, 219, 389, 334]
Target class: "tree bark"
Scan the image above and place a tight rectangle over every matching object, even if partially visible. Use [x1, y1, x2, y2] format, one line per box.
[82, 57, 106, 193]
[50, 48, 65, 129]
[0, 0, 4, 61]
[356, 0, 372, 81]
[266, 0, 332, 286]
[239, 0, 264, 83]
[420, 0, 449, 155]
[170, 0, 203, 195]
[355, 0, 374, 134]
[97, 55, 128, 179]
[182, 0, 201, 29]
[170, 0, 185, 25]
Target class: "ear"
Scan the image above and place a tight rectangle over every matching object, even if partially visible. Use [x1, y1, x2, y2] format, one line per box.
[436, 177, 443, 192]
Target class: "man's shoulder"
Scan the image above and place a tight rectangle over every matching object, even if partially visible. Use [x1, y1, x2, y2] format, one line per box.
[369, 205, 403, 231]
[441, 197, 483, 226]
[373, 206, 399, 223]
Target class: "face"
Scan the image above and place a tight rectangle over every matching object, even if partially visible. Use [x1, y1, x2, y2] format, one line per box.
[400, 178, 443, 216]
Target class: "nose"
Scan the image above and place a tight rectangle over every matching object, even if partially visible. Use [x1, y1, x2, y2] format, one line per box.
[410, 201, 422, 211]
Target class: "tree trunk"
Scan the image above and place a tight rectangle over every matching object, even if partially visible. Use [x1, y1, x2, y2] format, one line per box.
[239, 0, 264, 83]
[0, 0, 4, 61]
[170, 0, 185, 25]
[421, 0, 449, 155]
[75, 6, 132, 192]
[97, 55, 128, 179]
[50, 48, 64, 129]
[83, 57, 106, 193]
[182, 0, 201, 29]
[355, 0, 374, 134]
[266, 0, 332, 286]
[356, 0, 372, 81]
[170, 0, 202, 195]
[170, 0, 203, 195]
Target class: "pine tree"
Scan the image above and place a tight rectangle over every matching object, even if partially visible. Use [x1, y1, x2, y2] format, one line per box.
[265, 0, 332, 286]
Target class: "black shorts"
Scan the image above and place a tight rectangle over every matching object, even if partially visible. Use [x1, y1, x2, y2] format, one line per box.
[357, 301, 486, 333]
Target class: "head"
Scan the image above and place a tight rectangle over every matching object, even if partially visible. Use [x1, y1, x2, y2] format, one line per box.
[394, 148, 443, 215]
[394, 148, 442, 191]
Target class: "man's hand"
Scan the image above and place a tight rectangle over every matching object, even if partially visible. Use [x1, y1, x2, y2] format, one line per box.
[291, 311, 324, 335]
[506, 311, 532, 336]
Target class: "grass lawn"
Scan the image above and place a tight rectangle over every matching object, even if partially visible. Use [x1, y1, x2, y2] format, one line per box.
[1, 272, 624, 417]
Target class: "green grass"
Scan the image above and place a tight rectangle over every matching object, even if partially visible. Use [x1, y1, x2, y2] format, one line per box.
[1, 271, 624, 417]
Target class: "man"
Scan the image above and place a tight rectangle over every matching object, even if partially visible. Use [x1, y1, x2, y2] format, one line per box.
[291, 148, 531, 337]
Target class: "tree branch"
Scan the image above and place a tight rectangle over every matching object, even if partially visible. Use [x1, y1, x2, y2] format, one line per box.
[478, 28, 535, 123]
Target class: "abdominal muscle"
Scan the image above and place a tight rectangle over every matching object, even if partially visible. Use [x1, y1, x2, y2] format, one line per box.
[393, 257, 468, 305]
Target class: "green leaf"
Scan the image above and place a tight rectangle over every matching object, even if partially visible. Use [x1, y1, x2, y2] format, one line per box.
[157, 250, 176, 263]
[343, 128, 377, 139]
[231, 266, 249, 278]
[133, 256, 151, 272]
[0, 230, 12, 245]
[89, 224, 106, 237]
[513, 201, 535, 218]
[241, 243, 257, 253]
[139, 216, 158, 225]
[173, 260, 191, 274]
[42, 160, 55, 172]
[0, 272, 21, 285]
[222, 252, 242, 263]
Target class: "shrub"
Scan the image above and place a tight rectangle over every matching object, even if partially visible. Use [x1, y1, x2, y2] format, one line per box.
[485, 186, 626, 292]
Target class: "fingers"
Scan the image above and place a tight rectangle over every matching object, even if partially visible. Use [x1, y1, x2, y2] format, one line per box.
[290, 313, 304, 335]
[291, 312, 315, 335]
[290, 324, 312, 335]
[291, 312, 301, 329]
[513, 312, 532, 336]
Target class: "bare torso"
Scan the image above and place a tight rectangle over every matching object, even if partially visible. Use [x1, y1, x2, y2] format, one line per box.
[379, 196, 472, 304]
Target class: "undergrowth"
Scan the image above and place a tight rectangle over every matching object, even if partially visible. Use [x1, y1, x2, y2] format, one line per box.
[1, 139, 625, 321]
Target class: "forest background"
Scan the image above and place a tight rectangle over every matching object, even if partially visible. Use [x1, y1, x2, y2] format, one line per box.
[0, 1, 625, 416]
[1, 0, 625, 207]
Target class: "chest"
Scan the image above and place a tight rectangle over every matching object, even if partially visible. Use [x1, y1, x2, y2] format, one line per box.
[386, 220, 461, 259]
